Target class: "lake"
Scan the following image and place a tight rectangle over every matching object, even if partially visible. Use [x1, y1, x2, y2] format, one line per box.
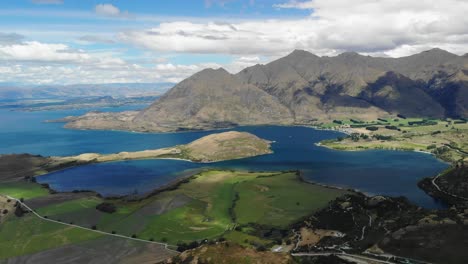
[0, 106, 449, 208]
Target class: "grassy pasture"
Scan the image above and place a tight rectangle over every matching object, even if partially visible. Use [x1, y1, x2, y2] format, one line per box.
[0, 169, 347, 256]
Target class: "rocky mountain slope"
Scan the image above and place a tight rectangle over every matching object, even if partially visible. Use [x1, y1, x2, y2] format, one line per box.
[61, 49, 468, 132]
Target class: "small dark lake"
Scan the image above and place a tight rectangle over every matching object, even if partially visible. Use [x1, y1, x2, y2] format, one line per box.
[0, 107, 449, 209]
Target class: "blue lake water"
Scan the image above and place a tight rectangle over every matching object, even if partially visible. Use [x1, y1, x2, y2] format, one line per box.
[0, 106, 449, 208]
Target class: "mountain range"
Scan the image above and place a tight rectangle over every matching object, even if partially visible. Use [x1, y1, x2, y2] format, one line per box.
[62, 48, 468, 132]
[0, 83, 173, 101]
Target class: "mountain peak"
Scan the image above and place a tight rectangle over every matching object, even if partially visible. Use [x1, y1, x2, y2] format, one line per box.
[419, 48, 458, 57]
[337, 51, 362, 57]
[286, 49, 318, 59]
[195, 67, 231, 77]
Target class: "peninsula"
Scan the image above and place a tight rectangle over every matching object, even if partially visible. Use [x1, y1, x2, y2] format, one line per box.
[0, 131, 272, 183]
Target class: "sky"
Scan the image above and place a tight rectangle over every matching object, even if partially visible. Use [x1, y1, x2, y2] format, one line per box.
[0, 0, 467, 85]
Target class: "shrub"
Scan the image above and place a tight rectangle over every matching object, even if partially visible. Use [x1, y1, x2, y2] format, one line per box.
[385, 125, 398, 130]
[427, 144, 437, 150]
[373, 134, 393, 140]
[95, 202, 116, 214]
[366, 126, 379, 131]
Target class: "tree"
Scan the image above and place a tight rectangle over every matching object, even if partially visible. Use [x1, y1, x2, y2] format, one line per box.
[95, 202, 116, 214]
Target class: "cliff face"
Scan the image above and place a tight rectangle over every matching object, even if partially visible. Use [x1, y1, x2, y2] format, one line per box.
[63, 48, 468, 132]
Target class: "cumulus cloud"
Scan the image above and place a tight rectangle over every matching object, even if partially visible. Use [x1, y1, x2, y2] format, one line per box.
[0, 41, 91, 63]
[31, 0, 63, 4]
[0, 39, 225, 84]
[119, 0, 468, 57]
[95, 3, 129, 17]
[0, 61, 222, 85]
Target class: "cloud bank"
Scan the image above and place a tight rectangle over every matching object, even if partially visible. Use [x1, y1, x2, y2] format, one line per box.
[2, 0, 468, 85]
[120, 0, 468, 57]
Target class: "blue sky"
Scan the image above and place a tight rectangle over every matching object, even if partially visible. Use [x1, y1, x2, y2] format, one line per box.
[0, 0, 466, 85]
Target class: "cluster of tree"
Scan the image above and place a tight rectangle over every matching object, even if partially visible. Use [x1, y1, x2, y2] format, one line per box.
[347, 133, 369, 142]
[408, 120, 438, 126]
[385, 125, 399, 130]
[95, 202, 116, 214]
[350, 124, 371, 128]
[350, 119, 364, 124]
[176, 237, 226, 251]
[427, 144, 437, 150]
[227, 192, 239, 222]
[432, 146, 450, 155]
[373, 134, 393, 140]
[333, 120, 343, 125]
[365, 126, 379, 131]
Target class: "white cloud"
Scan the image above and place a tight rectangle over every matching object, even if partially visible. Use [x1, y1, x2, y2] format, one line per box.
[95, 3, 129, 17]
[119, 0, 468, 57]
[0, 62, 223, 85]
[0, 41, 92, 63]
[0, 38, 224, 84]
[0, 41, 128, 67]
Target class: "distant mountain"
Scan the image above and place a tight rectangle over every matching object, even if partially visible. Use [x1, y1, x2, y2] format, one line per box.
[62, 49, 468, 132]
[0, 83, 174, 101]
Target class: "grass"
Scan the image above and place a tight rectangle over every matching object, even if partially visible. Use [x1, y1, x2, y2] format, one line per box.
[0, 182, 49, 200]
[0, 215, 100, 260]
[319, 118, 468, 163]
[0, 170, 348, 257]
[137, 170, 346, 243]
[234, 172, 345, 227]
[36, 197, 102, 216]
[223, 230, 272, 247]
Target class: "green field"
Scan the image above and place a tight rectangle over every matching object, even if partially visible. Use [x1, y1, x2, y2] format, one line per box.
[0, 214, 101, 259]
[0, 182, 50, 200]
[319, 118, 468, 163]
[0, 169, 347, 258]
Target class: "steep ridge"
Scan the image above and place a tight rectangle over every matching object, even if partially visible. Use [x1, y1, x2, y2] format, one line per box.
[61, 49, 468, 132]
[132, 68, 293, 131]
